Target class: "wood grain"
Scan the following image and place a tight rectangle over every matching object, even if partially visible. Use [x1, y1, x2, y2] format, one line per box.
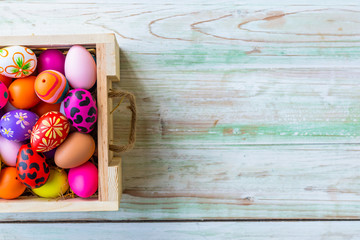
[1, 1, 360, 220]
[1, 221, 360, 240]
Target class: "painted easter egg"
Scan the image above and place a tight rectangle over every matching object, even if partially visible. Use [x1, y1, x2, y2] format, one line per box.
[32, 167, 69, 198]
[30, 111, 70, 152]
[0, 167, 26, 199]
[0, 110, 38, 142]
[34, 70, 69, 104]
[0, 75, 12, 88]
[68, 161, 98, 198]
[0, 135, 23, 166]
[37, 49, 65, 75]
[16, 143, 49, 188]
[0, 46, 37, 78]
[65, 45, 96, 90]
[63, 89, 97, 133]
[8, 76, 40, 109]
[0, 81, 9, 109]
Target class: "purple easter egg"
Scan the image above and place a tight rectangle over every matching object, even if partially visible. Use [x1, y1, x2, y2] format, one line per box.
[37, 49, 65, 75]
[44, 147, 57, 159]
[0, 81, 9, 110]
[0, 110, 38, 142]
[62, 89, 97, 133]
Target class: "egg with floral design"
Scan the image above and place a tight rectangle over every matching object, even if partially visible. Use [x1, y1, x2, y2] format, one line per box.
[0, 110, 38, 142]
[31, 111, 70, 152]
[0, 46, 37, 78]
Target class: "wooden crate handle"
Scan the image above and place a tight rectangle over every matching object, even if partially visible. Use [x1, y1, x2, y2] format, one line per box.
[108, 89, 137, 153]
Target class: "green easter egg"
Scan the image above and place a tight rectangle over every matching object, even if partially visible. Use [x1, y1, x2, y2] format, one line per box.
[32, 167, 69, 198]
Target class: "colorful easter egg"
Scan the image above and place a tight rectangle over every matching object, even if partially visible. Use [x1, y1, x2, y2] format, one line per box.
[0, 135, 23, 166]
[34, 70, 69, 104]
[0, 167, 26, 199]
[0, 81, 9, 109]
[65, 45, 96, 90]
[37, 49, 65, 75]
[0, 110, 38, 142]
[30, 111, 70, 152]
[32, 167, 69, 198]
[55, 132, 95, 169]
[0, 46, 37, 78]
[68, 161, 98, 198]
[16, 143, 49, 188]
[8, 76, 40, 109]
[63, 89, 97, 133]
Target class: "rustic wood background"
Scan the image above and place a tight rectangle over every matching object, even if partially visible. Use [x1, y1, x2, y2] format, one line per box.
[1, 0, 360, 238]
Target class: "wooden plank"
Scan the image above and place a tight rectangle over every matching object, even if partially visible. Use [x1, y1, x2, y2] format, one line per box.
[1, 222, 360, 239]
[1, 1, 360, 220]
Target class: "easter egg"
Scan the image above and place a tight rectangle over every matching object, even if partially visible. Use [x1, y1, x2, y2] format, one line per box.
[30, 111, 70, 152]
[32, 167, 69, 198]
[0, 75, 12, 88]
[0, 167, 26, 199]
[63, 89, 97, 133]
[8, 76, 40, 109]
[55, 132, 95, 169]
[0, 81, 9, 109]
[34, 70, 69, 104]
[68, 161, 98, 198]
[16, 143, 49, 188]
[0, 135, 23, 166]
[65, 45, 96, 89]
[0, 46, 37, 78]
[0, 110, 38, 142]
[31, 101, 61, 117]
[37, 49, 65, 75]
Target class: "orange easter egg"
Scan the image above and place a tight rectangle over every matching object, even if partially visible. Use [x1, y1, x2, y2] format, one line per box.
[34, 70, 69, 104]
[0, 75, 12, 88]
[31, 101, 61, 117]
[0, 167, 26, 199]
[8, 76, 40, 109]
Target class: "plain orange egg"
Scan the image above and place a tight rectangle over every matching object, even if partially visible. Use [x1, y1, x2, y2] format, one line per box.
[0, 75, 12, 88]
[31, 101, 61, 117]
[8, 76, 40, 109]
[0, 167, 27, 199]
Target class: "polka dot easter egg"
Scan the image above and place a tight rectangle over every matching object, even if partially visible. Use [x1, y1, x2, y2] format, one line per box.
[62, 89, 97, 133]
[34, 70, 69, 104]
[0, 81, 9, 110]
[16, 143, 49, 189]
[31, 111, 70, 152]
[0, 110, 38, 142]
[0, 46, 37, 78]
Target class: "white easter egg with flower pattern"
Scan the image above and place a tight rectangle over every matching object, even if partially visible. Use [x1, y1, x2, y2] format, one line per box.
[0, 46, 37, 78]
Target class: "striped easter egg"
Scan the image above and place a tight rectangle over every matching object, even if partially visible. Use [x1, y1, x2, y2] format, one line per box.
[34, 70, 69, 104]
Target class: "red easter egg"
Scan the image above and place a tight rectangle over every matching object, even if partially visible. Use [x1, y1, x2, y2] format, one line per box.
[0, 75, 12, 88]
[30, 111, 70, 152]
[16, 143, 50, 188]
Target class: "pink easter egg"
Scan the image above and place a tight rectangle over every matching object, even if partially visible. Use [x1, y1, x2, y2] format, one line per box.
[68, 161, 98, 198]
[0, 81, 8, 109]
[0, 135, 23, 166]
[65, 45, 97, 90]
[37, 49, 65, 75]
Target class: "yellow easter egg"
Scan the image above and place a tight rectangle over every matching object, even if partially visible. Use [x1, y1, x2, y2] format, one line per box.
[32, 167, 69, 198]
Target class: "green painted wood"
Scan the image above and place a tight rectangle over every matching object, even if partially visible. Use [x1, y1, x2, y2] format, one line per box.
[1, 0, 360, 221]
[0, 222, 360, 239]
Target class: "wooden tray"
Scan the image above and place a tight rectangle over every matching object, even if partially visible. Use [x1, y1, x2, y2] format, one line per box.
[0, 34, 124, 212]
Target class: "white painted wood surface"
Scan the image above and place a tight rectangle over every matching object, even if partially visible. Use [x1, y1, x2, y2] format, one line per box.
[1, 222, 360, 240]
[1, 0, 360, 227]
